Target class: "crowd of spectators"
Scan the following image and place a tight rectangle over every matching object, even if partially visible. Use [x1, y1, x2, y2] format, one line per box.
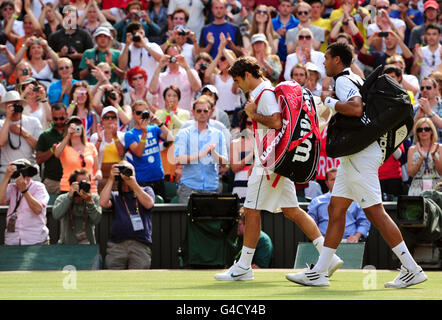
[2, 0, 442, 268]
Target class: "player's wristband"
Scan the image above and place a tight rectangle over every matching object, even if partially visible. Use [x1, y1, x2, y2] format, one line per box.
[324, 97, 338, 111]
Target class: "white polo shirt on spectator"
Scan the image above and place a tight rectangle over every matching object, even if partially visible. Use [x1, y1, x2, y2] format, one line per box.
[420, 44, 442, 80]
[127, 42, 163, 86]
[284, 49, 326, 81]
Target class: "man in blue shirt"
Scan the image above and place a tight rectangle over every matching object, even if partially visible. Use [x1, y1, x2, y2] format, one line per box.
[174, 95, 228, 204]
[99, 161, 155, 269]
[272, 0, 299, 63]
[125, 100, 173, 200]
[308, 167, 371, 242]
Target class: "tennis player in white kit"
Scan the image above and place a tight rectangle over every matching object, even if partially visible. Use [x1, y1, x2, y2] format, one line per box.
[287, 42, 428, 288]
[215, 56, 343, 281]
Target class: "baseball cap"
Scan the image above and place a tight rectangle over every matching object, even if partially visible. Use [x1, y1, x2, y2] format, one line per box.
[306, 62, 321, 74]
[250, 33, 267, 45]
[202, 84, 219, 96]
[424, 0, 439, 11]
[93, 26, 112, 39]
[101, 106, 119, 118]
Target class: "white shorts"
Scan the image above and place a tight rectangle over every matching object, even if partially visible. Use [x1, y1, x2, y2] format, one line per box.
[332, 141, 383, 209]
[244, 166, 298, 212]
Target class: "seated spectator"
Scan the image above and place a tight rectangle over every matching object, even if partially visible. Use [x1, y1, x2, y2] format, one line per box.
[79, 27, 124, 86]
[67, 81, 98, 138]
[0, 159, 49, 245]
[52, 168, 102, 244]
[291, 63, 309, 86]
[54, 115, 101, 195]
[0, 91, 42, 183]
[284, 28, 325, 81]
[146, 0, 168, 46]
[194, 52, 214, 86]
[118, 21, 164, 88]
[235, 207, 274, 268]
[205, 33, 242, 118]
[286, 2, 324, 52]
[308, 167, 371, 242]
[174, 95, 228, 204]
[91, 106, 126, 192]
[149, 43, 202, 111]
[35, 103, 67, 196]
[99, 161, 155, 270]
[199, 0, 244, 59]
[305, 62, 323, 96]
[244, 5, 280, 55]
[48, 58, 78, 107]
[250, 33, 282, 84]
[414, 77, 442, 142]
[125, 100, 174, 200]
[230, 110, 254, 201]
[77, 0, 107, 37]
[17, 78, 51, 130]
[407, 118, 442, 195]
[114, 0, 161, 43]
[412, 24, 442, 81]
[155, 86, 190, 181]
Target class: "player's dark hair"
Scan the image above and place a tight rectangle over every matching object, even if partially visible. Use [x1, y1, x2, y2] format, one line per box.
[228, 56, 262, 79]
[326, 42, 353, 68]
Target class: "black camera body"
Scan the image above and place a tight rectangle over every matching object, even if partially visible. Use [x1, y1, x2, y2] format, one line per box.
[78, 180, 91, 193]
[104, 89, 117, 100]
[169, 56, 177, 63]
[178, 30, 188, 36]
[115, 165, 133, 177]
[199, 63, 208, 71]
[33, 85, 39, 92]
[132, 33, 141, 42]
[67, 46, 74, 54]
[141, 110, 150, 120]
[13, 103, 23, 113]
[11, 161, 27, 179]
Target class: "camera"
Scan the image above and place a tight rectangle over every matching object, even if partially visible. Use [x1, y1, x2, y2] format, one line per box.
[74, 125, 82, 133]
[378, 32, 389, 38]
[115, 165, 133, 181]
[11, 161, 27, 179]
[169, 56, 177, 63]
[67, 46, 74, 54]
[141, 110, 150, 120]
[135, 11, 142, 18]
[200, 63, 208, 71]
[22, 68, 29, 76]
[178, 30, 188, 36]
[78, 180, 91, 193]
[132, 33, 141, 42]
[32, 84, 39, 92]
[13, 103, 23, 113]
[104, 89, 117, 100]
[34, 38, 40, 44]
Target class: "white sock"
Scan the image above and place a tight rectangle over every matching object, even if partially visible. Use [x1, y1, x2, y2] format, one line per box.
[392, 241, 419, 271]
[237, 246, 255, 269]
[312, 236, 324, 254]
[312, 246, 336, 274]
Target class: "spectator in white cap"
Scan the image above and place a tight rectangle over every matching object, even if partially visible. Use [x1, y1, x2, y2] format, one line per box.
[201, 84, 231, 130]
[79, 26, 125, 86]
[90, 106, 126, 192]
[305, 61, 323, 96]
[250, 33, 282, 84]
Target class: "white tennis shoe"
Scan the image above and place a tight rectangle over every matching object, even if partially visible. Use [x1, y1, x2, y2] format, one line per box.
[384, 265, 428, 288]
[215, 261, 254, 281]
[286, 264, 330, 286]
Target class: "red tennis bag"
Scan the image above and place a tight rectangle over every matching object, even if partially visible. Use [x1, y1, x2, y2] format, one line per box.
[253, 81, 321, 187]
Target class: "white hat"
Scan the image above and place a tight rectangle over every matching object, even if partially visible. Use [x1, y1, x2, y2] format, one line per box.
[93, 26, 112, 39]
[0, 90, 27, 110]
[251, 33, 267, 45]
[202, 84, 218, 96]
[101, 106, 119, 118]
[306, 62, 321, 74]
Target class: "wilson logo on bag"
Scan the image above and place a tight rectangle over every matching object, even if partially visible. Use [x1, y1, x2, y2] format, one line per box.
[254, 81, 321, 187]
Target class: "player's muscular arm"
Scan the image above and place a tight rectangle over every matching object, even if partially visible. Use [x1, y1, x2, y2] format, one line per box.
[244, 99, 283, 130]
[335, 96, 364, 117]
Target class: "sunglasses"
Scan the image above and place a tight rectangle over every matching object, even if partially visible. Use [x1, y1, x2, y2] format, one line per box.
[132, 75, 144, 81]
[376, 6, 389, 10]
[53, 116, 65, 121]
[103, 115, 117, 120]
[58, 66, 70, 70]
[256, 9, 268, 14]
[299, 35, 312, 40]
[421, 86, 433, 91]
[297, 11, 309, 15]
[79, 154, 86, 167]
[134, 110, 145, 115]
[417, 127, 432, 133]
[195, 109, 209, 113]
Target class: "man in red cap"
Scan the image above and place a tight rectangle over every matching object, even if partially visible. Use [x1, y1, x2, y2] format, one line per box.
[409, 0, 441, 48]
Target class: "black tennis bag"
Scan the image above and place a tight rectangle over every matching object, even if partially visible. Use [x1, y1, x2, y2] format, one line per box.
[326, 65, 414, 162]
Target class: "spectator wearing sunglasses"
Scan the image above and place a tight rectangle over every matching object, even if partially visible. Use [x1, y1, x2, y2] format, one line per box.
[48, 58, 78, 107]
[36, 103, 68, 196]
[284, 28, 325, 81]
[407, 118, 442, 196]
[414, 77, 442, 142]
[286, 2, 324, 53]
[174, 95, 228, 203]
[54, 115, 101, 195]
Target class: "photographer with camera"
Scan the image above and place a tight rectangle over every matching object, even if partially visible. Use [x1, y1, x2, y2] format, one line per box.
[125, 100, 173, 200]
[161, 24, 199, 69]
[149, 43, 202, 111]
[99, 160, 155, 269]
[0, 91, 42, 183]
[118, 21, 164, 88]
[52, 168, 102, 245]
[0, 159, 50, 245]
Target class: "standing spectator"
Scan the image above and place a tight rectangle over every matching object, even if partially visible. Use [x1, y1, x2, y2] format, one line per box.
[36, 103, 67, 196]
[244, 5, 279, 55]
[0, 91, 42, 183]
[407, 118, 442, 195]
[48, 58, 78, 107]
[18, 78, 51, 131]
[389, 0, 424, 46]
[99, 161, 155, 270]
[125, 100, 174, 199]
[199, 0, 244, 59]
[328, 0, 370, 41]
[194, 52, 214, 86]
[167, 0, 208, 41]
[47, 5, 94, 79]
[67, 81, 98, 138]
[250, 33, 282, 84]
[0, 1, 24, 61]
[54, 115, 102, 195]
[0, 159, 49, 245]
[290, 62, 308, 86]
[52, 168, 102, 244]
[77, 0, 107, 37]
[412, 24, 442, 80]
[125, 66, 155, 108]
[174, 95, 228, 204]
[271, 0, 298, 63]
[308, 167, 371, 242]
[147, 0, 168, 46]
[149, 43, 202, 111]
[39, 3, 63, 40]
[79, 27, 124, 86]
[286, 2, 325, 52]
[409, 0, 441, 49]
[162, 24, 199, 69]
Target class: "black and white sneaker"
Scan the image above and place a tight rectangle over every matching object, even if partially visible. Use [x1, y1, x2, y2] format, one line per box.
[384, 265, 428, 288]
[286, 264, 330, 287]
